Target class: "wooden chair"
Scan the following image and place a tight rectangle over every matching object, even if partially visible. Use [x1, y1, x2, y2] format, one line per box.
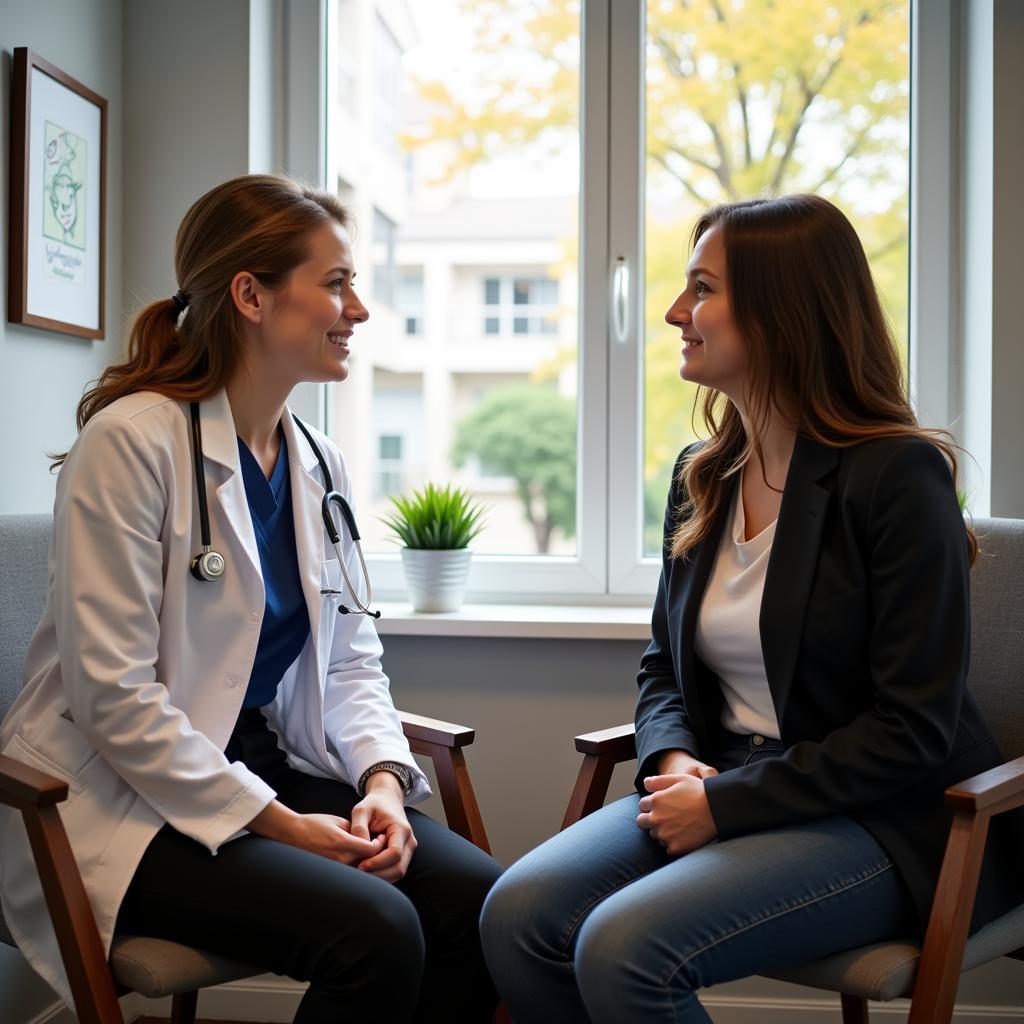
[561, 516, 1024, 1024]
[0, 514, 495, 1024]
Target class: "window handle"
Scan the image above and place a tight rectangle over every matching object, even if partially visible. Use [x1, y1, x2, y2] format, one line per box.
[611, 256, 630, 344]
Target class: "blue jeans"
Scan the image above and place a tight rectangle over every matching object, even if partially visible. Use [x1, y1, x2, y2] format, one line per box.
[480, 732, 916, 1023]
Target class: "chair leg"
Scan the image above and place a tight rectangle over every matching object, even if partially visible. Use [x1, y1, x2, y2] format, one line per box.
[169, 989, 198, 1024]
[840, 993, 869, 1024]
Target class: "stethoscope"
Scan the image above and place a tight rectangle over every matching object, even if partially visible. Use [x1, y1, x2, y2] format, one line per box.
[188, 402, 380, 618]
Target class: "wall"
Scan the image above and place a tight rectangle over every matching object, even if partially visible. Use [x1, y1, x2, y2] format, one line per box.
[0, 0, 123, 516]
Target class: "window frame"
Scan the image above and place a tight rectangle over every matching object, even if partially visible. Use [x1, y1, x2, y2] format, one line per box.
[304, 0, 946, 606]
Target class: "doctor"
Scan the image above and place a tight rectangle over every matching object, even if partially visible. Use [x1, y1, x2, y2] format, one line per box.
[0, 174, 501, 1023]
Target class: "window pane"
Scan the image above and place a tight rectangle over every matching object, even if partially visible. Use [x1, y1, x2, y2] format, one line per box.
[329, 0, 581, 556]
[379, 434, 403, 460]
[372, 208, 397, 309]
[642, 0, 910, 555]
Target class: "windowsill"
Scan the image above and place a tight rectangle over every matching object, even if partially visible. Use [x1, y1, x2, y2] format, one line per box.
[374, 602, 652, 640]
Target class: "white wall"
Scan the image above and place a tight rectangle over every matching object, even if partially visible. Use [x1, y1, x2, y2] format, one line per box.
[0, 0, 124, 516]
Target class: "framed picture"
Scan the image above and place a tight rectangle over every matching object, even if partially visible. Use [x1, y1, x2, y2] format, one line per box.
[7, 48, 107, 339]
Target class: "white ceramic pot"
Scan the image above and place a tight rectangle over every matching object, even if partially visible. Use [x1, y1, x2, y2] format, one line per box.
[400, 548, 473, 613]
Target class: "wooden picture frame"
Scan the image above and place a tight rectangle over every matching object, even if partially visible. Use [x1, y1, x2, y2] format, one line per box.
[8, 48, 107, 340]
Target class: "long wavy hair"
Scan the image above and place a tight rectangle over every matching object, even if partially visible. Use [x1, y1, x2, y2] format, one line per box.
[671, 194, 976, 564]
[53, 174, 349, 467]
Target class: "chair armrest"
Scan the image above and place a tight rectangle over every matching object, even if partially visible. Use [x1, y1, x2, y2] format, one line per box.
[0, 754, 69, 809]
[399, 710, 475, 750]
[396, 710, 490, 853]
[908, 753, 1024, 1022]
[573, 723, 636, 761]
[945, 753, 1024, 815]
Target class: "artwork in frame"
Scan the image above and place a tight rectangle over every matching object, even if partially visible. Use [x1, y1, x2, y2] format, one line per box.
[7, 48, 107, 340]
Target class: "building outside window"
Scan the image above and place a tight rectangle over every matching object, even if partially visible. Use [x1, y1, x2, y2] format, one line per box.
[482, 276, 559, 336]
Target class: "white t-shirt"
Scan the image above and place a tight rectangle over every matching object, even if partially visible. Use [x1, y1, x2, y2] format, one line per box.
[693, 473, 781, 738]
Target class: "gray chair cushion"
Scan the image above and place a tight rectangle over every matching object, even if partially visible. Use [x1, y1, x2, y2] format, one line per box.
[108, 935, 261, 998]
[1, 907, 261, 997]
[765, 861, 1024, 999]
[0, 514, 52, 723]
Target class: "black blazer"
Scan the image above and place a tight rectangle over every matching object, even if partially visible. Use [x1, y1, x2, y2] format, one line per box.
[635, 433, 1024, 935]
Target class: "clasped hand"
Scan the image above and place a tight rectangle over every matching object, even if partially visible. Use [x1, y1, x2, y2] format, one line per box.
[248, 772, 416, 882]
[636, 751, 719, 856]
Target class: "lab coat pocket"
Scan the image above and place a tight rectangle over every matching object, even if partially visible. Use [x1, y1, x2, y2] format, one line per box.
[6, 735, 86, 797]
[320, 557, 343, 594]
[318, 558, 344, 653]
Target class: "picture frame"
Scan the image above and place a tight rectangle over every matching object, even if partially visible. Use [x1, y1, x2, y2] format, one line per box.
[7, 48, 107, 340]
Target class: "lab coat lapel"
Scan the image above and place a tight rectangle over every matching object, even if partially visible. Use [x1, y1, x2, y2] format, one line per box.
[760, 434, 837, 730]
[281, 410, 327, 672]
[199, 392, 262, 584]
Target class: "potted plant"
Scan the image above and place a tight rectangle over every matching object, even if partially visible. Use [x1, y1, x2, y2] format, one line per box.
[381, 483, 486, 612]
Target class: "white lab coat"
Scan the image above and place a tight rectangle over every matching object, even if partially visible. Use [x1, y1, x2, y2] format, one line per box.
[0, 389, 429, 1007]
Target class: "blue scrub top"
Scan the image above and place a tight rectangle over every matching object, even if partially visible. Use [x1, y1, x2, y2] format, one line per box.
[238, 429, 311, 708]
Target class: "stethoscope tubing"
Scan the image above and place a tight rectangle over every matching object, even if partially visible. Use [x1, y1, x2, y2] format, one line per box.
[189, 402, 379, 617]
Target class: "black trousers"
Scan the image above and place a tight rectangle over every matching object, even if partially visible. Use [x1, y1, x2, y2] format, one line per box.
[117, 708, 502, 1023]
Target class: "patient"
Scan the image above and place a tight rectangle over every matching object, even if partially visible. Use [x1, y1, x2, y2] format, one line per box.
[479, 193, 1024, 1022]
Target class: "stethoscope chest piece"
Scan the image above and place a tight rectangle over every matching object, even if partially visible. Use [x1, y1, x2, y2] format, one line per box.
[190, 549, 226, 582]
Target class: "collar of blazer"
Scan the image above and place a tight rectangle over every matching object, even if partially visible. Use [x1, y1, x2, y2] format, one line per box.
[678, 433, 840, 733]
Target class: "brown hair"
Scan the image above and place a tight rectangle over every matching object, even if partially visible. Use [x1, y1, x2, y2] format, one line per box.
[53, 174, 349, 466]
[671, 194, 976, 563]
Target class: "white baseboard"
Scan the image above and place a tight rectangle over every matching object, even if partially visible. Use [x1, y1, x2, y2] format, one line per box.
[132, 975, 304, 1022]
[701, 994, 1024, 1023]
[24, 1002, 74, 1024]
[25, 992, 137, 1024]
[128, 976, 1024, 1024]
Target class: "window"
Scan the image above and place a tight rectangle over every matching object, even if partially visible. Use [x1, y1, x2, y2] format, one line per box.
[372, 208, 397, 309]
[373, 14, 402, 155]
[377, 434, 404, 498]
[481, 275, 559, 337]
[327, 0, 581, 569]
[398, 268, 424, 336]
[325, 0, 915, 601]
[336, 0, 358, 111]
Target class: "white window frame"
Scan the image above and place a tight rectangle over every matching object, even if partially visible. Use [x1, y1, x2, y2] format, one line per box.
[296, 0, 950, 605]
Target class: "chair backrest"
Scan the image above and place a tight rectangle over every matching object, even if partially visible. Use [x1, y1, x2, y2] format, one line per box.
[0, 514, 52, 723]
[967, 517, 1024, 761]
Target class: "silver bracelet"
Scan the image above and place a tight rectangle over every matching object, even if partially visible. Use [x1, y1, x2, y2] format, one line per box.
[358, 760, 413, 797]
